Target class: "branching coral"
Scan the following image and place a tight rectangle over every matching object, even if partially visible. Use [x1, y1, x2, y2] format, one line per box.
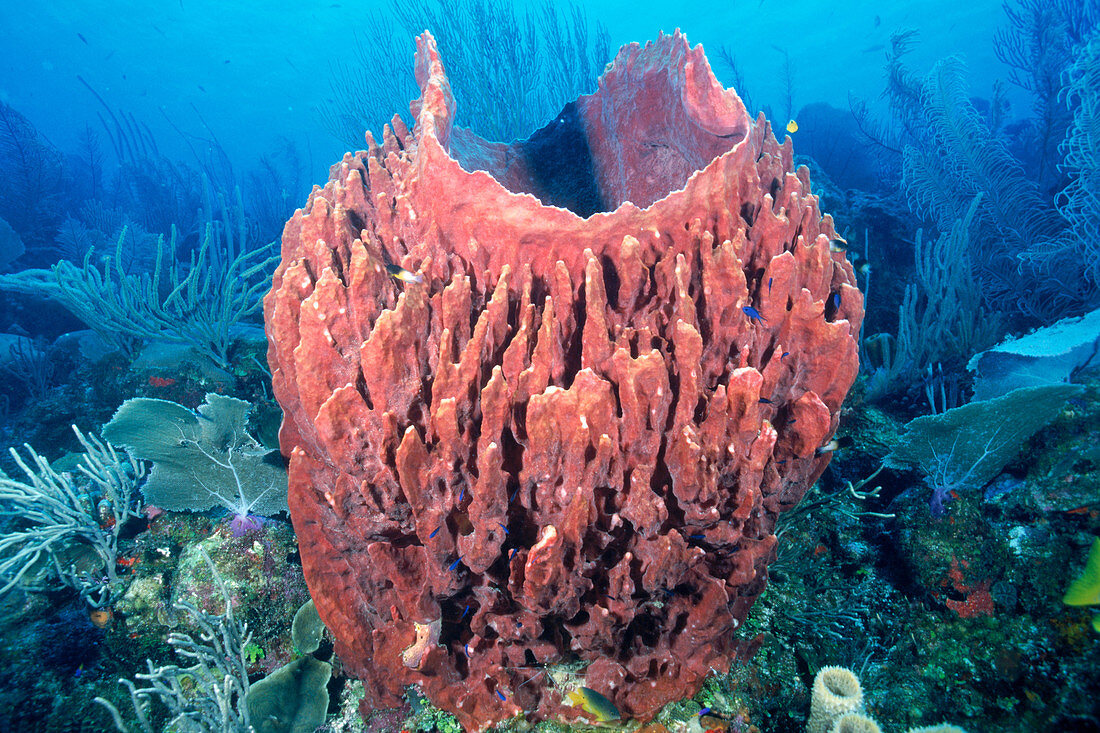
[0, 222, 276, 367]
[95, 548, 255, 733]
[321, 0, 610, 146]
[0, 427, 144, 608]
[894, 197, 1002, 380]
[995, 0, 1079, 192]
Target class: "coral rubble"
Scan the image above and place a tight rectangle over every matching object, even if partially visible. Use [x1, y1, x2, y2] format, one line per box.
[264, 30, 862, 730]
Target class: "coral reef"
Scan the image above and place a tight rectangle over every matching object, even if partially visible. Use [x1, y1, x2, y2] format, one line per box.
[265, 31, 862, 729]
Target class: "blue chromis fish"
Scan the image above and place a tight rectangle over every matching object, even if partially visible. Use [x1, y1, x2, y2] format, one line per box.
[385, 263, 423, 284]
[742, 305, 766, 324]
[565, 687, 620, 722]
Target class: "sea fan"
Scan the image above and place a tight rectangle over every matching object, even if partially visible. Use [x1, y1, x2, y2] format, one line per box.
[0, 101, 65, 254]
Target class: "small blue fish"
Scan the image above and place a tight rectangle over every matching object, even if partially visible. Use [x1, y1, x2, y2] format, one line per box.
[461, 603, 471, 620]
[510, 485, 520, 502]
[767, 277, 773, 293]
[509, 547, 518, 560]
[690, 534, 705, 540]
[742, 305, 766, 324]
[759, 397, 773, 404]
[496, 690, 507, 702]
[429, 525, 441, 539]
[498, 522, 509, 535]
[465, 642, 472, 656]
[831, 292, 841, 309]
[448, 558, 462, 572]
[458, 486, 465, 503]
[781, 352, 790, 359]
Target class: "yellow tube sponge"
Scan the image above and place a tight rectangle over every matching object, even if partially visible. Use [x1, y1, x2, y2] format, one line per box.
[807, 666, 863, 733]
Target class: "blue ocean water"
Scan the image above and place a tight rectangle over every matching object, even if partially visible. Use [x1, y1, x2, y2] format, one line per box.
[0, 1, 1097, 731]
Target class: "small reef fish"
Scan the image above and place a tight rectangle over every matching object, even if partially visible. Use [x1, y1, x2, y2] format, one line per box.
[786, 119, 798, 134]
[816, 435, 853, 456]
[565, 686, 620, 722]
[742, 305, 766, 324]
[386, 264, 423, 284]
[699, 707, 733, 731]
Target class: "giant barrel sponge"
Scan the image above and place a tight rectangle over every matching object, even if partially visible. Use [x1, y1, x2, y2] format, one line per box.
[264, 30, 863, 730]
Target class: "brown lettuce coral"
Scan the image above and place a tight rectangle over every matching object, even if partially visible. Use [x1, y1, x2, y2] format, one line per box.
[264, 29, 863, 731]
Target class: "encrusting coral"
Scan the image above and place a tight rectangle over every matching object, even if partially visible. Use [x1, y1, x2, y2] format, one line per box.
[264, 30, 862, 730]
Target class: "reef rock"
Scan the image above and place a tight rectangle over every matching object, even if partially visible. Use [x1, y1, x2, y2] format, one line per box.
[264, 30, 862, 730]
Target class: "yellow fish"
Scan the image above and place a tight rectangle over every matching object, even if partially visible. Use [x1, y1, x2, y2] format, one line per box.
[565, 686, 620, 722]
[786, 119, 798, 134]
[1064, 537, 1100, 631]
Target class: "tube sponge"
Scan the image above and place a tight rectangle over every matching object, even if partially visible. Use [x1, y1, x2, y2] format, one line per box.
[807, 666, 864, 733]
[831, 713, 882, 733]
